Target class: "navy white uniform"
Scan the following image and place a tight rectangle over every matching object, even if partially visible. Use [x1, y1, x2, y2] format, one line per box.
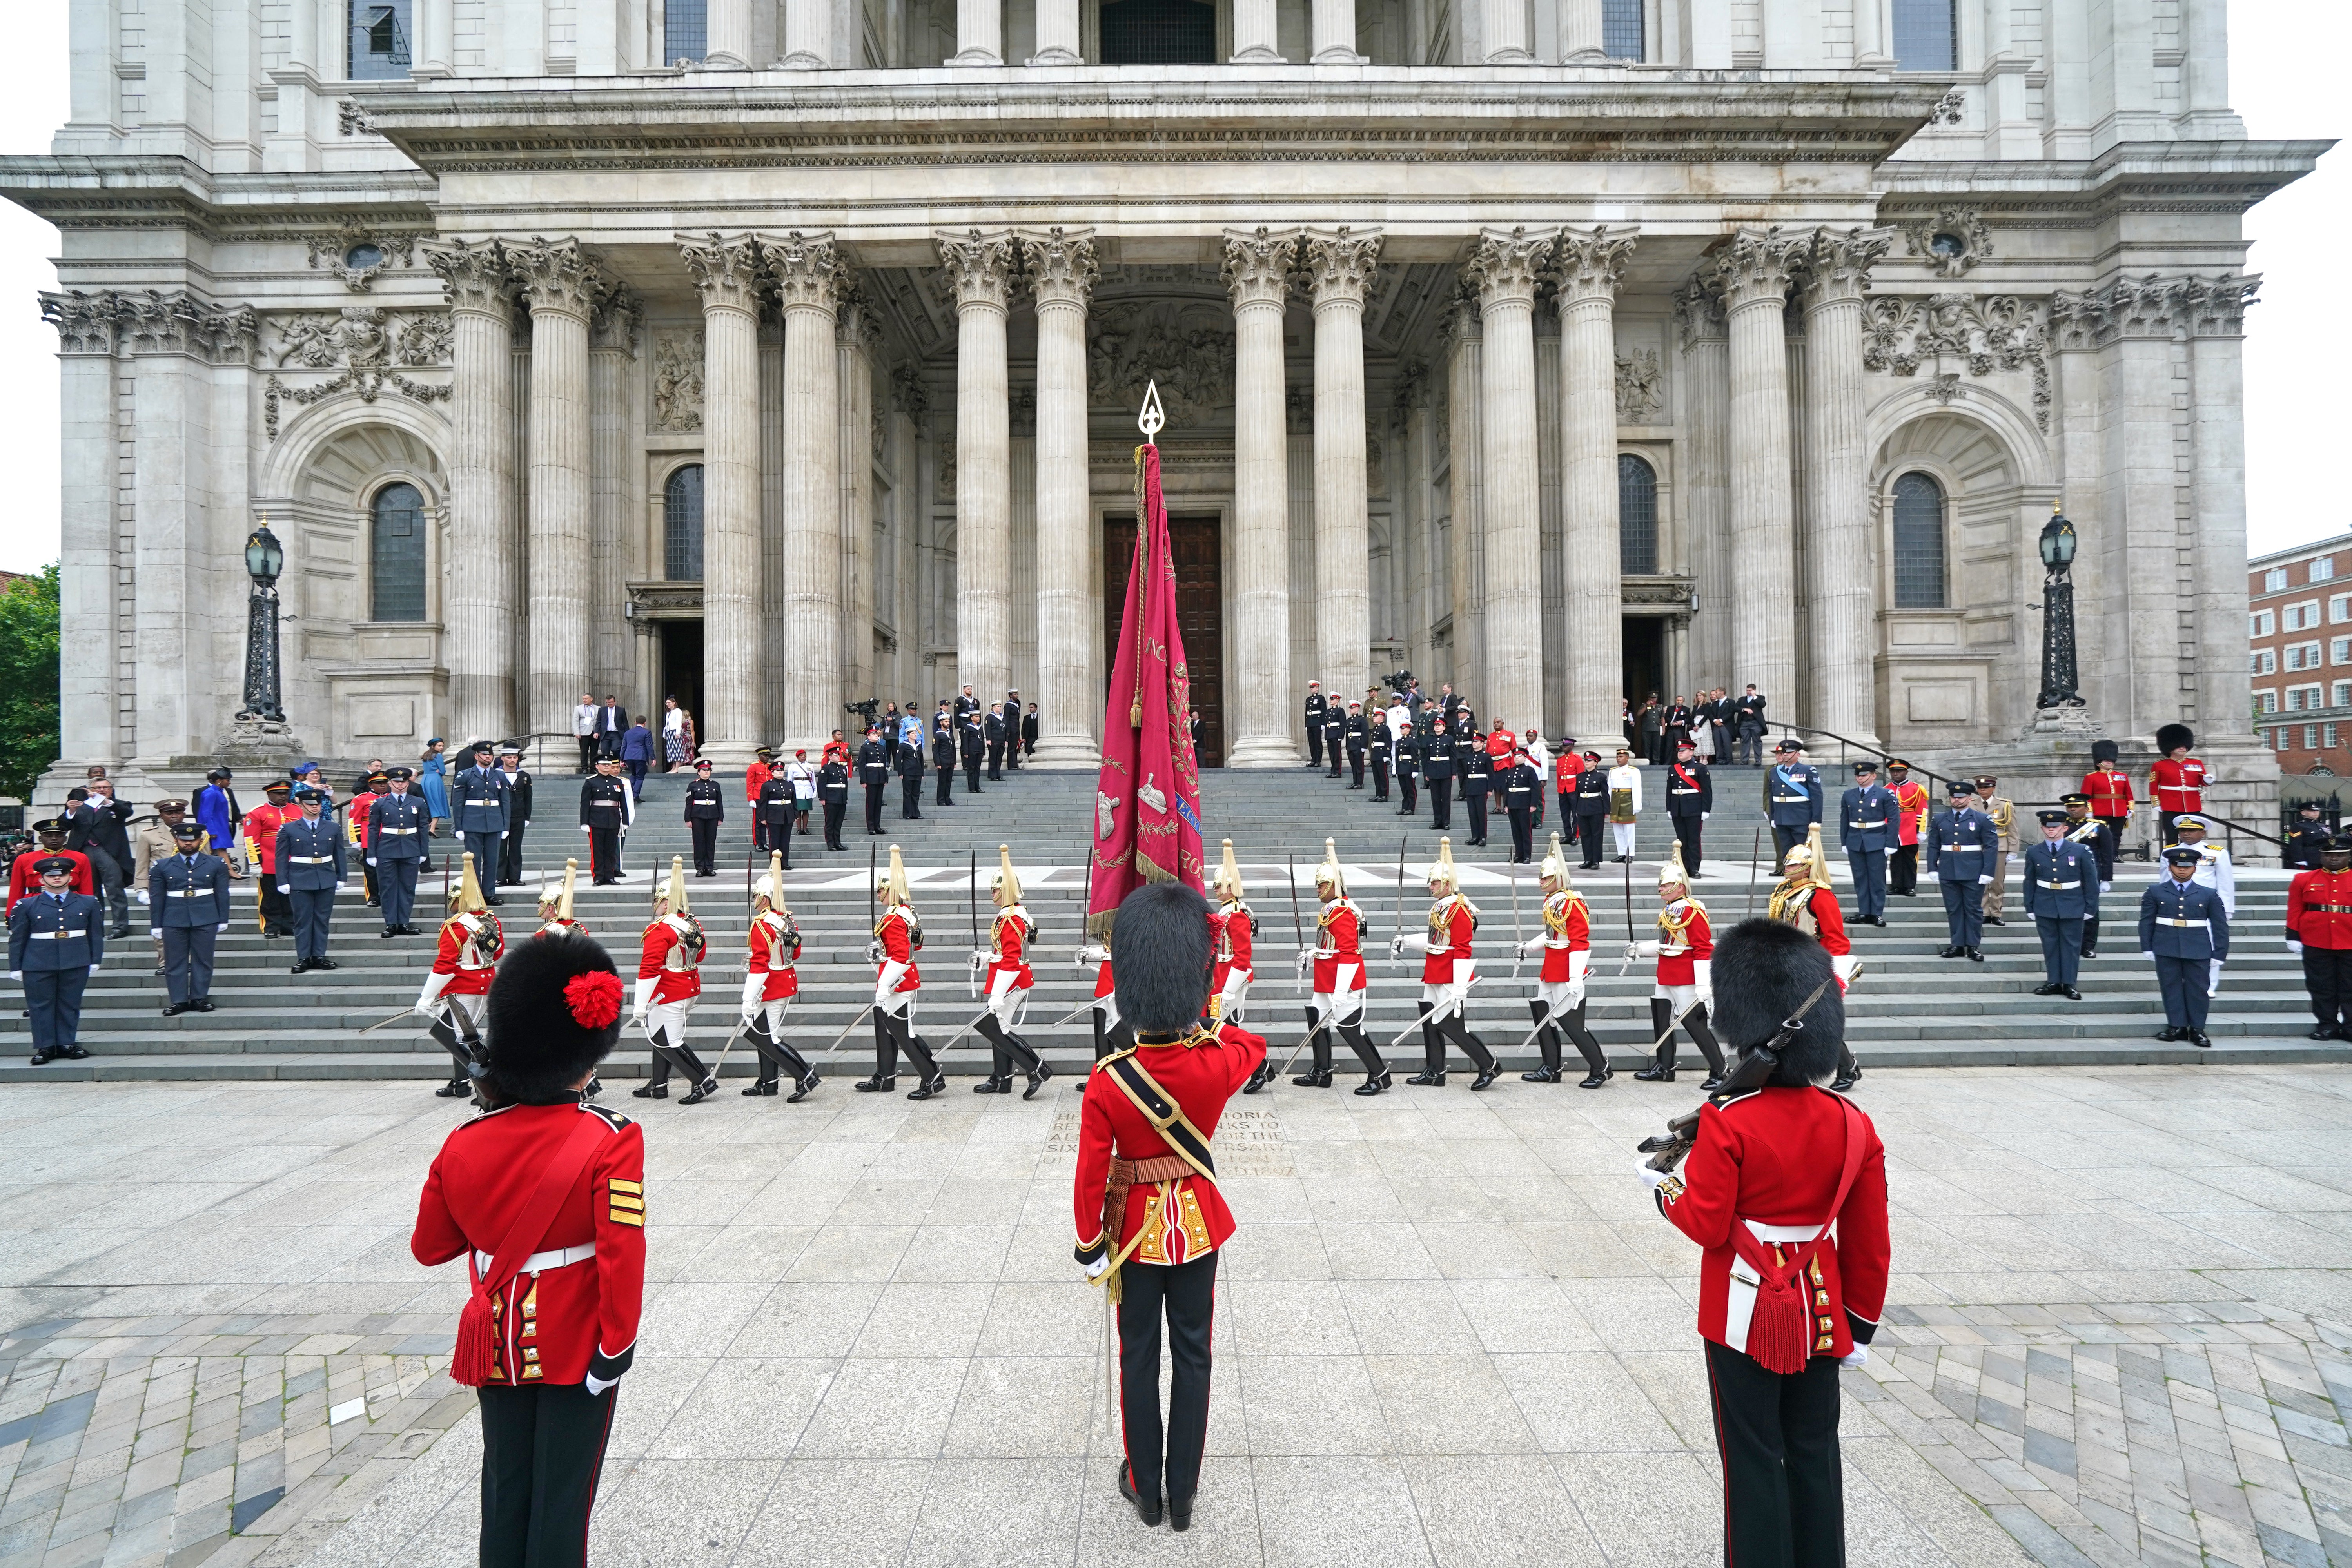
[2020, 831, 2100, 991]
[367, 786, 431, 931]
[10, 880, 103, 1062]
[1838, 770, 1898, 923]
[1924, 789, 1999, 955]
[2139, 857, 2230, 1041]
[149, 842, 231, 1009]
[1763, 751, 1824, 861]
[274, 807, 348, 967]
[450, 758, 513, 904]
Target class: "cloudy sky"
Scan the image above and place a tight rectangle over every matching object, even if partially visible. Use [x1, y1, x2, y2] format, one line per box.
[0, 2, 2335, 574]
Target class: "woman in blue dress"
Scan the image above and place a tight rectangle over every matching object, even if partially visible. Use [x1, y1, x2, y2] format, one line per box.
[418, 737, 450, 830]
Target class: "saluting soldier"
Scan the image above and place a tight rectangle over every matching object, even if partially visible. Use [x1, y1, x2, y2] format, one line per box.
[1514, 834, 1610, 1087]
[579, 757, 633, 886]
[630, 858, 717, 1102]
[864, 846, 946, 1100]
[1926, 779, 1998, 961]
[1887, 759, 1929, 898]
[416, 853, 502, 1099]
[451, 741, 512, 906]
[2141, 846, 2229, 1047]
[1768, 828, 1865, 1093]
[1666, 738, 1713, 877]
[149, 820, 230, 1016]
[859, 726, 891, 835]
[2060, 793, 2118, 959]
[1303, 681, 1328, 769]
[1500, 744, 1542, 864]
[2022, 809, 2100, 1002]
[971, 846, 1049, 1098]
[741, 853, 820, 1100]
[368, 765, 431, 933]
[276, 785, 346, 975]
[1459, 736, 1492, 846]
[1368, 710, 1394, 803]
[1390, 838, 1501, 1089]
[9, 855, 101, 1065]
[1207, 841, 1256, 1027]
[1762, 739, 1824, 861]
[1394, 719, 1420, 817]
[1632, 845, 1725, 1087]
[2287, 833, 2352, 1040]
[1423, 718, 1457, 829]
[1838, 760, 1897, 927]
[1974, 776, 2018, 926]
[1573, 751, 1610, 870]
[821, 742, 853, 850]
[683, 757, 726, 877]
[1291, 839, 1388, 1094]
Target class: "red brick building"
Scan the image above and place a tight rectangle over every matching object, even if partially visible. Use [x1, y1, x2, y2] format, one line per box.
[2249, 534, 2352, 774]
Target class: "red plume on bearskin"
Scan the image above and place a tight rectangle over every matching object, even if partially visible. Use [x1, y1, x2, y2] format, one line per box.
[565, 970, 623, 1030]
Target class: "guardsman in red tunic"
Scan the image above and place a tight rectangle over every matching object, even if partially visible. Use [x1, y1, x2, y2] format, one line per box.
[1553, 746, 1585, 850]
[1632, 844, 1726, 1087]
[2287, 833, 2352, 1040]
[416, 853, 502, 1100]
[1288, 838, 1389, 1093]
[1769, 828, 1867, 1093]
[863, 844, 945, 1099]
[974, 844, 1050, 1098]
[2083, 739, 2135, 849]
[745, 746, 774, 853]
[1074, 882, 1267, 1535]
[1515, 833, 1610, 1087]
[2149, 723, 2206, 849]
[630, 857, 715, 1103]
[1887, 760, 1929, 898]
[1389, 837, 1501, 1088]
[741, 851, 819, 1100]
[1644, 921, 1889, 1568]
[6, 820, 93, 913]
[1207, 840, 1257, 1027]
[243, 779, 296, 937]
[411, 933, 645, 1568]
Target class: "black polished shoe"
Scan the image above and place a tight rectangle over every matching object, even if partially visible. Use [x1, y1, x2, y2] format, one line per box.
[1966, 948, 1984, 962]
[1937, 946, 1963, 959]
[632, 1081, 668, 1099]
[1832, 1067, 1860, 1093]
[855, 1074, 896, 1093]
[2189, 1030, 2213, 1049]
[2063, 986, 2082, 1001]
[1119, 1462, 1163, 1528]
[1169, 1495, 1193, 1533]
[2155, 1027, 2183, 1042]
[789, 1072, 820, 1103]
[1292, 1068, 1333, 1088]
[2032, 983, 2060, 996]
[1242, 1061, 1274, 1095]
[313, 958, 339, 971]
[379, 927, 399, 939]
[1404, 1070, 1445, 1086]
[2311, 1025, 2341, 1042]
[1024, 1063, 1052, 1100]
[679, 1077, 719, 1105]
[1521, 1066, 1559, 1083]
[1579, 1067, 1615, 1089]
[908, 1075, 947, 1100]
[1633, 1062, 1675, 1082]
[162, 1002, 188, 1018]
[1354, 1071, 1390, 1096]
[194, 999, 215, 1013]
[973, 1076, 1009, 1095]
[27, 1051, 54, 1067]
[1984, 916, 2004, 926]
[1470, 1065, 1502, 1091]
[60, 1046, 87, 1060]
[1700, 1074, 1724, 1092]
[435, 1079, 471, 1098]
[742, 1080, 778, 1096]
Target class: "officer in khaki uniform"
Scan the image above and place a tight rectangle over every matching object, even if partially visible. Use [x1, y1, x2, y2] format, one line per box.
[1975, 775, 2018, 925]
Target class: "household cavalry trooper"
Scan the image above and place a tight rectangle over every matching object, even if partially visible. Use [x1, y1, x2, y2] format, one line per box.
[2060, 793, 2118, 959]
[1513, 833, 1610, 1087]
[535, 859, 587, 940]
[1459, 733, 1491, 846]
[1762, 739, 1824, 861]
[741, 852, 819, 1100]
[1344, 701, 1368, 789]
[2166, 815, 2237, 922]
[973, 844, 1050, 1099]
[1303, 680, 1328, 769]
[1926, 778, 1998, 961]
[1290, 838, 1390, 1094]
[1368, 710, 1394, 803]
[414, 853, 502, 1099]
[149, 819, 231, 1017]
[2141, 845, 2229, 1048]
[1390, 838, 1501, 1089]
[367, 765, 431, 935]
[1839, 760, 1898, 927]
[451, 741, 512, 906]
[864, 845, 945, 1099]
[1767, 827, 1865, 1093]
[683, 758, 725, 876]
[2287, 834, 2352, 1040]
[1666, 739, 1712, 878]
[1886, 759, 1929, 898]
[1208, 841, 1256, 1027]
[1075, 932, 1132, 1083]
[2022, 809, 2100, 1003]
[1630, 844, 1725, 1087]
[579, 756, 633, 885]
[275, 784, 347, 975]
[631, 857, 718, 1103]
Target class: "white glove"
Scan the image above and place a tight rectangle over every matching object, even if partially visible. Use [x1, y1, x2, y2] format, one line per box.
[1083, 1254, 1110, 1281]
[1978, 874, 1992, 884]
[630, 976, 653, 1022]
[2142, 951, 2156, 962]
[581, 824, 591, 832]
[1701, 813, 1710, 822]
[216, 924, 227, 933]
[1839, 1347, 1869, 1369]
[2209, 959, 2223, 997]
[6, 972, 16, 983]
[1517, 936, 1544, 958]
[1693, 959, 1713, 1007]
[865, 939, 884, 965]
[415, 970, 452, 1016]
[1081, 941, 1110, 966]
[583, 1372, 618, 1397]
[88, 964, 99, 976]
[2289, 940, 2304, 956]
[1636, 939, 1661, 959]
[739, 975, 763, 1018]
[135, 889, 148, 905]
[1294, 949, 1311, 976]
[277, 884, 290, 894]
[1388, 935, 1405, 958]
[500, 832, 508, 840]
[1831, 953, 1857, 990]
[1636, 1161, 1671, 1191]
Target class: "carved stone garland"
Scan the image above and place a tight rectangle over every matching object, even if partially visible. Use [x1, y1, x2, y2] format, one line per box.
[261, 306, 453, 440]
[1861, 293, 2051, 433]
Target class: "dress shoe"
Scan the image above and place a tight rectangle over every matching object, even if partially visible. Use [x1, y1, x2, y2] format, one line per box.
[1870, 916, 1887, 927]
[313, 958, 339, 971]
[789, 1072, 821, 1102]
[27, 1050, 54, 1066]
[632, 1082, 668, 1099]
[60, 1045, 87, 1060]
[1983, 915, 2004, 926]
[1633, 1062, 1675, 1082]
[973, 1076, 1009, 1094]
[2310, 1025, 2340, 1042]
[2189, 1030, 2213, 1049]
[483, 895, 503, 906]
[290, 960, 310, 975]
[1470, 1064, 1502, 1091]
[742, 1080, 779, 1096]
[1119, 1463, 1163, 1528]
[194, 999, 214, 1013]
[1024, 1063, 1052, 1100]
[855, 1074, 897, 1092]
[907, 1074, 948, 1100]
[1242, 1062, 1274, 1094]
[1965, 948, 1984, 962]
[1169, 1495, 1193, 1533]
[1937, 946, 1962, 959]
[1292, 1068, 1333, 1088]
[379, 927, 398, 939]
[1579, 1066, 1615, 1089]
[1404, 1069, 1445, 1086]
[435, 1079, 471, 1098]
[1700, 1074, 1724, 1092]
[2032, 983, 2060, 996]
[1521, 1065, 1560, 1083]
[1832, 1066, 1861, 1092]
[679, 1077, 720, 1105]
[2155, 1026, 2183, 1042]
[162, 1002, 189, 1018]
[1354, 1071, 1391, 1096]
[2063, 986, 2081, 1001]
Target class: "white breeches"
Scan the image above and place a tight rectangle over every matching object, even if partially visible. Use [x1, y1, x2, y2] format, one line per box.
[1651, 982, 1699, 1007]
[1217, 967, 1251, 1021]
[441, 990, 486, 1030]
[756, 998, 792, 1036]
[986, 970, 1032, 1027]
[1536, 979, 1585, 1011]
[876, 987, 916, 1020]
[1311, 986, 1365, 1026]
[643, 998, 693, 1045]
[1420, 980, 1471, 1018]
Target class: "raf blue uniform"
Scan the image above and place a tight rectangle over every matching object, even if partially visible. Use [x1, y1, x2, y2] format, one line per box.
[2139, 859, 2230, 1042]
[449, 757, 512, 905]
[367, 783, 431, 932]
[1838, 771, 1899, 923]
[148, 839, 232, 1010]
[9, 881, 103, 1062]
[274, 805, 348, 969]
[1926, 793, 2001, 956]
[1763, 752, 1824, 860]
[2020, 831, 2100, 991]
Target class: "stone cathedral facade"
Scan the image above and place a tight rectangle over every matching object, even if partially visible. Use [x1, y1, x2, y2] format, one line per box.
[1, 0, 2316, 800]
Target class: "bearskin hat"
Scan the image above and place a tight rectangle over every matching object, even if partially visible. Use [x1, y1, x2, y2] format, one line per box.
[2090, 739, 2119, 766]
[2156, 723, 2194, 756]
[1110, 881, 1213, 1033]
[485, 929, 624, 1102]
[1708, 918, 1844, 1087]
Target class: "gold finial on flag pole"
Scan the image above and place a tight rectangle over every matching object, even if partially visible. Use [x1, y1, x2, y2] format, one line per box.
[1138, 380, 1165, 445]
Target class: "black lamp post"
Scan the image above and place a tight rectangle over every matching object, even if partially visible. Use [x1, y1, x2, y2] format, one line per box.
[239, 517, 286, 723]
[2035, 504, 2082, 708]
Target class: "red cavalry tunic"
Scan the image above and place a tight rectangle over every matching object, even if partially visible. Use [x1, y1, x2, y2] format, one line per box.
[1314, 898, 1368, 992]
[1655, 1087, 1890, 1359]
[749, 909, 801, 1000]
[1539, 891, 1591, 983]
[1892, 780, 1929, 846]
[1422, 895, 1476, 985]
[1073, 1024, 1267, 1268]
[1655, 899, 1713, 987]
[2150, 757, 2207, 815]
[411, 1100, 647, 1387]
[2082, 766, 2135, 819]
[535, 916, 588, 939]
[1210, 901, 1255, 992]
[7, 849, 93, 911]
[638, 915, 702, 1004]
[877, 904, 920, 993]
[1093, 955, 1116, 1001]
[2288, 867, 2352, 950]
[989, 907, 1035, 990]
[432, 911, 501, 997]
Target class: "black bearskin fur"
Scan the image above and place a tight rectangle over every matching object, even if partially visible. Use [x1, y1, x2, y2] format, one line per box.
[1110, 882, 1213, 1033]
[486, 929, 623, 1102]
[1709, 919, 1844, 1087]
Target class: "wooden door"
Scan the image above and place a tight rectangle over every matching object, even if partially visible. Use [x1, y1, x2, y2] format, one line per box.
[1105, 513, 1224, 766]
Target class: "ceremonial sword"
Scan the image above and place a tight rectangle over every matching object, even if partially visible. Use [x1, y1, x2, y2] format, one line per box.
[1616, 855, 1636, 976]
[1286, 853, 1306, 997]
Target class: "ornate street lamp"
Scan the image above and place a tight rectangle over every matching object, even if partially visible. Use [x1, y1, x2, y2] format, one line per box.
[239, 515, 286, 723]
[2035, 503, 2082, 708]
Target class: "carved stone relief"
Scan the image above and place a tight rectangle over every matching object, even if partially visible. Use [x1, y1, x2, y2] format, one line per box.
[652, 331, 706, 433]
[1614, 348, 1663, 423]
[1086, 299, 1236, 426]
[1900, 208, 1993, 279]
[305, 220, 417, 292]
[1861, 293, 2051, 433]
[261, 306, 452, 439]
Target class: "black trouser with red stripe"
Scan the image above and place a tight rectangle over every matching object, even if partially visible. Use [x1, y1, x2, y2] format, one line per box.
[477, 1381, 618, 1568]
[1119, 1250, 1218, 1510]
[1704, 1340, 1844, 1568]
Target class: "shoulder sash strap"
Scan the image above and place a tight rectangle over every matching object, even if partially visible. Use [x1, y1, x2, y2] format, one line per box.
[1103, 1051, 1218, 1186]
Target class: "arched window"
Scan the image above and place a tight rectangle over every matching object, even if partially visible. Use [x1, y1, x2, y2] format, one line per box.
[664, 0, 709, 63]
[1618, 454, 1659, 575]
[1601, 0, 1644, 59]
[1891, 471, 1947, 609]
[664, 465, 705, 582]
[1892, 0, 1957, 71]
[369, 482, 428, 622]
[348, 1, 412, 80]
[1099, 0, 1216, 64]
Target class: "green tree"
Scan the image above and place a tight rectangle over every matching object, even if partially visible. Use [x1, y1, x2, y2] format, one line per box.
[0, 564, 60, 800]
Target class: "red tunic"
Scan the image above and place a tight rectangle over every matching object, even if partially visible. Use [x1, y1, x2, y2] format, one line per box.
[1313, 898, 1368, 992]
[348, 791, 377, 849]
[1422, 896, 1476, 985]
[1486, 729, 1515, 761]
[638, 916, 702, 1004]
[749, 910, 801, 1000]
[2082, 766, 2134, 818]
[1073, 1024, 1268, 1267]
[1800, 885, 1849, 958]
[2150, 757, 2206, 814]
[1656, 900, 1713, 987]
[2288, 867, 2352, 951]
[744, 760, 771, 808]
[989, 907, 1035, 990]
[1538, 891, 1591, 984]
[243, 803, 289, 873]
[1093, 956, 1116, 1000]
[1892, 780, 1929, 846]
[432, 913, 499, 996]
[535, 917, 588, 940]
[1554, 753, 1583, 794]
[1210, 901, 1256, 992]
[877, 904, 920, 993]
[410, 1100, 646, 1387]
[1656, 1087, 1890, 1359]
[7, 849, 93, 912]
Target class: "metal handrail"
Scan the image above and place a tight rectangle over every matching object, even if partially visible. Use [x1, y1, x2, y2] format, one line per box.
[1760, 721, 1970, 795]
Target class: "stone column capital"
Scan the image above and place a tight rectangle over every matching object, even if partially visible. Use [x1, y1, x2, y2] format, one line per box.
[680, 233, 769, 316]
[1552, 224, 1636, 306]
[426, 238, 515, 318]
[1800, 225, 1897, 310]
[512, 237, 606, 321]
[40, 291, 120, 356]
[834, 272, 878, 347]
[1710, 226, 1809, 314]
[592, 286, 642, 357]
[1300, 227, 1383, 310]
[1673, 275, 1728, 348]
[1222, 226, 1301, 310]
[1466, 227, 1554, 310]
[768, 232, 843, 315]
[1017, 227, 1099, 311]
[936, 229, 1018, 314]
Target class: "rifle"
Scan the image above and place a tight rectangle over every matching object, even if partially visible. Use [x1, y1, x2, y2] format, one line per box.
[1286, 853, 1306, 997]
[1637, 975, 1837, 1174]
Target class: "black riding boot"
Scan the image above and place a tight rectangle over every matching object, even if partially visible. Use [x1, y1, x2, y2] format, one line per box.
[633, 1030, 674, 1098]
[1407, 1001, 1445, 1085]
[1443, 1011, 1500, 1090]
[671, 1040, 719, 1105]
[1340, 1020, 1389, 1094]
[857, 1011, 898, 1092]
[1634, 998, 1677, 1081]
[1564, 1002, 1612, 1087]
[897, 1014, 945, 1099]
[1685, 1004, 1727, 1086]
[1523, 1001, 1561, 1082]
[975, 1016, 1015, 1094]
[1294, 1004, 1333, 1087]
[1833, 1043, 1862, 1093]
[744, 1014, 783, 1095]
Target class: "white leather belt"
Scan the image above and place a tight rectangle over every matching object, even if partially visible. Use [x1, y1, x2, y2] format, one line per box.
[591, 802, 620, 809]
[165, 888, 203, 897]
[1942, 845, 1984, 854]
[377, 827, 418, 835]
[2156, 918, 2204, 927]
[1850, 820, 1886, 829]
[1774, 795, 1808, 803]
[25, 931, 77, 940]
[474, 1242, 595, 1276]
[289, 855, 334, 864]
[2036, 880, 2078, 890]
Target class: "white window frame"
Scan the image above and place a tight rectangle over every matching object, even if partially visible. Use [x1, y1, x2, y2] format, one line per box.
[2291, 601, 2324, 631]
[2335, 681, 2352, 708]
[2267, 568, 2291, 592]
[2253, 649, 2277, 676]
[2279, 728, 2293, 751]
[2329, 724, 2341, 749]
[2257, 688, 2279, 713]
[2330, 594, 2350, 624]
[2318, 558, 2338, 583]
[2254, 609, 2276, 637]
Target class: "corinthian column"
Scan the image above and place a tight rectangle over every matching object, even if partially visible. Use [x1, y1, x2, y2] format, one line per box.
[680, 234, 768, 763]
[1020, 228, 1099, 765]
[1468, 226, 1553, 731]
[783, 0, 831, 66]
[837, 278, 876, 706]
[1800, 227, 1894, 745]
[429, 240, 518, 746]
[1223, 227, 1302, 766]
[1302, 227, 1381, 712]
[770, 233, 844, 751]
[707, 0, 751, 65]
[1713, 227, 1807, 711]
[1555, 224, 1635, 746]
[938, 230, 1017, 703]
[1675, 278, 1732, 688]
[513, 239, 603, 744]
